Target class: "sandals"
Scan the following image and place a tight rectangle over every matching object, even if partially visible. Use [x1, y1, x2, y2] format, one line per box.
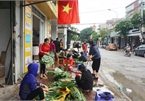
[40, 74, 48, 79]
[92, 74, 95, 78]
[93, 77, 98, 80]
[92, 74, 98, 80]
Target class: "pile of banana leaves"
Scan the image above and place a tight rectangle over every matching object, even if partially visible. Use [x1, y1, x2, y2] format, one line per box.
[45, 78, 86, 101]
[74, 59, 84, 65]
[45, 67, 86, 101]
[40, 52, 54, 68]
[47, 67, 70, 81]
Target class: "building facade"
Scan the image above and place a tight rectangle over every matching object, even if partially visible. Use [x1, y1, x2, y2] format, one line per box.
[0, 0, 58, 84]
[125, 0, 138, 18]
[125, 0, 145, 49]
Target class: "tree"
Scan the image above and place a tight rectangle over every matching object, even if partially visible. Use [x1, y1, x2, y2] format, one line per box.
[70, 34, 79, 40]
[131, 11, 141, 29]
[131, 10, 145, 29]
[69, 26, 79, 41]
[115, 20, 133, 38]
[99, 28, 110, 38]
[80, 27, 93, 42]
[70, 26, 79, 32]
[92, 32, 101, 42]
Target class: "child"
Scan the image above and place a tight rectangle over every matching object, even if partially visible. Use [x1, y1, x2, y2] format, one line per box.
[75, 64, 93, 91]
[63, 54, 74, 71]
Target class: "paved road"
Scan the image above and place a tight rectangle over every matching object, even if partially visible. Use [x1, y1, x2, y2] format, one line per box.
[99, 48, 145, 101]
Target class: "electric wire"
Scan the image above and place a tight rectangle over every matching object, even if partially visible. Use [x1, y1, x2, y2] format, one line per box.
[73, 2, 143, 26]
[80, 6, 125, 13]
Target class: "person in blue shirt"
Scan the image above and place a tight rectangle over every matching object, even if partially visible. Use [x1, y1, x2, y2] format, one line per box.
[88, 41, 101, 80]
[19, 63, 49, 100]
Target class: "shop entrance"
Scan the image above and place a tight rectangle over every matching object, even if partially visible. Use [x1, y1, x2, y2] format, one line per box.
[32, 15, 40, 61]
[32, 10, 45, 61]
[0, 1, 14, 85]
[33, 15, 40, 47]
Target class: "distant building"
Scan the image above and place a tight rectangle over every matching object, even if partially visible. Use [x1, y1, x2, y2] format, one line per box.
[125, 0, 144, 48]
[106, 18, 121, 30]
[125, 0, 145, 18]
[98, 23, 107, 30]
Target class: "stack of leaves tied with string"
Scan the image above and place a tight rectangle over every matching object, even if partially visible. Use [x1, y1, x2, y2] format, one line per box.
[40, 52, 54, 68]
[42, 67, 86, 101]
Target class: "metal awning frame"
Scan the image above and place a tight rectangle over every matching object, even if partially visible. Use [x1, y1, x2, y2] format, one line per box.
[128, 33, 141, 37]
[67, 29, 80, 35]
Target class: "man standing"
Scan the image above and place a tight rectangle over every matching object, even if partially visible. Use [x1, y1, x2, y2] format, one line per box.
[54, 38, 60, 62]
[73, 40, 77, 48]
[54, 38, 60, 53]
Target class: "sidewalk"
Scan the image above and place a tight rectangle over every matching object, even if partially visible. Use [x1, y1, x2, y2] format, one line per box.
[10, 62, 105, 101]
[0, 47, 123, 100]
[0, 63, 109, 101]
[0, 78, 20, 100]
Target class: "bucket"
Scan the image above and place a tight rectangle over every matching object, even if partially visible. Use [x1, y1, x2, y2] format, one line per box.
[33, 46, 39, 55]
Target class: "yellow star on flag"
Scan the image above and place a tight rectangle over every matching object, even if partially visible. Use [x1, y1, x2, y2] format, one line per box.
[62, 3, 72, 14]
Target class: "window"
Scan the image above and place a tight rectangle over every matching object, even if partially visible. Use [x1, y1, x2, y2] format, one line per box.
[32, 6, 45, 21]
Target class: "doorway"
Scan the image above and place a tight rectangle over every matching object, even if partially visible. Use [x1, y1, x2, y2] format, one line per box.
[0, 1, 14, 85]
[32, 14, 45, 61]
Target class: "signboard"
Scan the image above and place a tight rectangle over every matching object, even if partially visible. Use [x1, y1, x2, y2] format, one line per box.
[48, 23, 51, 38]
[24, 5, 32, 72]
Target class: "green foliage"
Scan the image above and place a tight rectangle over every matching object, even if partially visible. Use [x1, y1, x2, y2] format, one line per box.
[70, 34, 78, 41]
[131, 10, 145, 28]
[47, 67, 70, 81]
[70, 26, 79, 32]
[131, 12, 141, 28]
[92, 32, 101, 41]
[69, 26, 80, 41]
[80, 27, 93, 42]
[41, 52, 54, 68]
[69, 86, 86, 101]
[99, 28, 110, 38]
[115, 20, 133, 38]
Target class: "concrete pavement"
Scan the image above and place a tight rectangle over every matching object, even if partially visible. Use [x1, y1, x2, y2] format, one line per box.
[99, 48, 145, 101]
[0, 47, 138, 100]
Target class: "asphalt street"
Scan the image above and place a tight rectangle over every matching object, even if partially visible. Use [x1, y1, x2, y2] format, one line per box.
[99, 48, 145, 101]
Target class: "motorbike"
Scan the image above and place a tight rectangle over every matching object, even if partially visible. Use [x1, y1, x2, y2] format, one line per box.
[124, 49, 132, 57]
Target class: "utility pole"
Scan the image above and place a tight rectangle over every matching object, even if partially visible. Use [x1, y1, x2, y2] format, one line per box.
[141, 0, 145, 43]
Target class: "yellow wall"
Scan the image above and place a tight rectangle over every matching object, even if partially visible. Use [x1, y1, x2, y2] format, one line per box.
[24, 5, 32, 72]
[48, 22, 51, 36]
[23, 1, 58, 72]
[26, 0, 58, 19]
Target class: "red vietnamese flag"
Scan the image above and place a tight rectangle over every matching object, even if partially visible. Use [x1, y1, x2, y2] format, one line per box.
[58, 0, 80, 24]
